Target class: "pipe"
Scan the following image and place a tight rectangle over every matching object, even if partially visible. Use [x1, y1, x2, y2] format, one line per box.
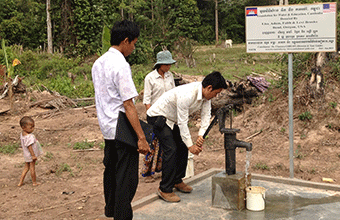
[233, 139, 252, 151]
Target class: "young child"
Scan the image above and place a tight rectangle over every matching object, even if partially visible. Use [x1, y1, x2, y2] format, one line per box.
[18, 116, 43, 187]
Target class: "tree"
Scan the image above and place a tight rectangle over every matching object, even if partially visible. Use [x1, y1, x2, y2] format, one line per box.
[46, 0, 52, 53]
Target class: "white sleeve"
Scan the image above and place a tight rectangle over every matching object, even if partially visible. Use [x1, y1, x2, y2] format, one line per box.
[198, 100, 211, 136]
[116, 65, 138, 102]
[176, 92, 193, 148]
[143, 74, 152, 105]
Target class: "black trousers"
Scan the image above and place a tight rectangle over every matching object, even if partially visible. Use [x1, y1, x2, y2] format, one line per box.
[103, 139, 139, 220]
[147, 116, 188, 193]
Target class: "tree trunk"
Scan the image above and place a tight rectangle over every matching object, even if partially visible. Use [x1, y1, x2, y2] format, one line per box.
[316, 52, 326, 67]
[279, 0, 288, 5]
[46, 0, 53, 54]
[215, 0, 218, 46]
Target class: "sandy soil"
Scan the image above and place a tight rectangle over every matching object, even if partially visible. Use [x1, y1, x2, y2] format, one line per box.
[0, 76, 340, 219]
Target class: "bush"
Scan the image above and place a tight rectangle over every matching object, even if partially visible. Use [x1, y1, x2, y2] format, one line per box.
[131, 64, 150, 92]
[298, 111, 313, 121]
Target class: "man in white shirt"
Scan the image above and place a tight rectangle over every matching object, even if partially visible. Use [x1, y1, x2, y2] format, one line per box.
[92, 20, 150, 220]
[147, 71, 228, 202]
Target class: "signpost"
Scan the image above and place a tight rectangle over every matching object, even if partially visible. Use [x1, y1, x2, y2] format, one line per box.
[245, 2, 337, 178]
[246, 3, 337, 53]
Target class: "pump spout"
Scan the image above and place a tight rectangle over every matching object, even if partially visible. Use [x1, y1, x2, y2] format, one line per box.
[234, 139, 252, 151]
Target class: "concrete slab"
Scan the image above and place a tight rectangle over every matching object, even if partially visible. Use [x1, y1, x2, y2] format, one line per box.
[132, 169, 340, 220]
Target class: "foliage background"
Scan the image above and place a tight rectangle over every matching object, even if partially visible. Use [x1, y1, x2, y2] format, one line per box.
[0, 0, 339, 99]
[1, 0, 337, 58]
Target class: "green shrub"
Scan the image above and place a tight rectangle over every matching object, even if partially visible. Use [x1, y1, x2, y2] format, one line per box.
[45, 75, 94, 98]
[329, 102, 337, 109]
[298, 111, 312, 121]
[131, 64, 150, 92]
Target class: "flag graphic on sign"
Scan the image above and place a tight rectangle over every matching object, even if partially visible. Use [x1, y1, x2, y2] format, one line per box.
[323, 3, 336, 13]
[246, 8, 257, 16]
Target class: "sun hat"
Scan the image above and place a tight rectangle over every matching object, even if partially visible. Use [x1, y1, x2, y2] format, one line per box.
[154, 50, 176, 67]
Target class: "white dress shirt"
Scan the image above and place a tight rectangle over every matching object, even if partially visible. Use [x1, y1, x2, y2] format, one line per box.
[143, 69, 175, 106]
[92, 47, 138, 140]
[147, 82, 211, 148]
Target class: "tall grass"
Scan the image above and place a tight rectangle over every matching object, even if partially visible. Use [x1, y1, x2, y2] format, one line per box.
[2, 44, 285, 98]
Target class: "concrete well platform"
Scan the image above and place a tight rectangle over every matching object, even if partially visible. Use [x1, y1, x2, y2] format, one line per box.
[130, 168, 340, 220]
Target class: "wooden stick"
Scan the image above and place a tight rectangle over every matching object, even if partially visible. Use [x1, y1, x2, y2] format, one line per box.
[72, 104, 96, 110]
[0, 108, 10, 114]
[258, 63, 281, 74]
[244, 130, 262, 141]
[73, 148, 102, 152]
[57, 210, 70, 216]
[29, 98, 56, 107]
[251, 71, 265, 77]
[232, 75, 245, 81]
[71, 97, 95, 102]
[207, 147, 224, 152]
[25, 193, 100, 213]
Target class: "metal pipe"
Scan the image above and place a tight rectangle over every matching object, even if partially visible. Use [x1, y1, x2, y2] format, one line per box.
[233, 140, 252, 151]
[288, 53, 294, 178]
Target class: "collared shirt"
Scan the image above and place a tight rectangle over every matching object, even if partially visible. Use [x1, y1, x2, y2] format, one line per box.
[147, 82, 211, 147]
[92, 47, 138, 140]
[143, 69, 175, 105]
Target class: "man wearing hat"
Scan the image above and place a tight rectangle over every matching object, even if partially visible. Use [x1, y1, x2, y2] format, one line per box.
[142, 50, 176, 182]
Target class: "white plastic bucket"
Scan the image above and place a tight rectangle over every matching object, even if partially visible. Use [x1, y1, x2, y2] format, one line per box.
[246, 186, 266, 211]
[184, 153, 194, 179]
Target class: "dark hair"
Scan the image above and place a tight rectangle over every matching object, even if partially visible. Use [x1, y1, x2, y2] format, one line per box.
[110, 20, 140, 46]
[153, 64, 162, 70]
[20, 116, 34, 127]
[202, 71, 228, 90]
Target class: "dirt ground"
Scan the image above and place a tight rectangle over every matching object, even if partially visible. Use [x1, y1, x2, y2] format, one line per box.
[1, 75, 340, 220]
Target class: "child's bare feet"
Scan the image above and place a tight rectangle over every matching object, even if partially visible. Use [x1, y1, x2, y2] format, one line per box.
[32, 182, 41, 186]
[18, 182, 24, 187]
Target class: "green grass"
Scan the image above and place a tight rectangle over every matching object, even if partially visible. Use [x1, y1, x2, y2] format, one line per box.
[56, 163, 74, 177]
[72, 140, 94, 150]
[99, 142, 105, 150]
[329, 102, 337, 109]
[42, 151, 54, 161]
[294, 145, 305, 159]
[0, 143, 20, 154]
[9, 44, 284, 99]
[253, 162, 270, 170]
[169, 44, 283, 82]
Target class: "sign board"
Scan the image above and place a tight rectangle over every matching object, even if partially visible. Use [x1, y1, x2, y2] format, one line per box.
[246, 2, 337, 53]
